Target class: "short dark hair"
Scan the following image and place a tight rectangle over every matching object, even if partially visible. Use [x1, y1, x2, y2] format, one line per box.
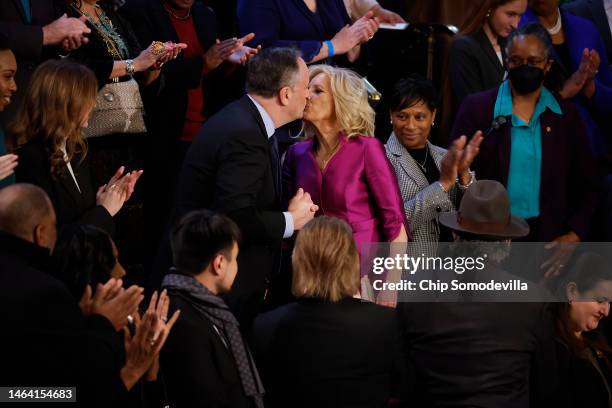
[246, 47, 301, 98]
[505, 22, 553, 59]
[389, 74, 438, 113]
[171, 210, 242, 276]
[52, 225, 116, 300]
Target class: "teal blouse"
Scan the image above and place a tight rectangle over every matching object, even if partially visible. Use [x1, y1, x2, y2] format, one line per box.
[493, 81, 562, 219]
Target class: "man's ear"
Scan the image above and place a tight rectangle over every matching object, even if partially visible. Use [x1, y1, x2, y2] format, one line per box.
[279, 86, 291, 107]
[211, 253, 225, 276]
[544, 58, 554, 74]
[33, 223, 49, 249]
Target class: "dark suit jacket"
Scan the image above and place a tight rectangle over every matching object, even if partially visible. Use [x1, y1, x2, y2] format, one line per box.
[397, 302, 558, 408]
[563, 0, 612, 63]
[237, 0, 351, 62]
[0, 0, 62, 126]
[556, 338, 611, 408]
[450, 87, 597, 242]
[15, 139, 115, 235]
[161, 290, 254, 408]
[448, 29, 506, 108]
[173, 95, 285, 326]
[0, 232, 127, 407]
[252, 297, 404, 408]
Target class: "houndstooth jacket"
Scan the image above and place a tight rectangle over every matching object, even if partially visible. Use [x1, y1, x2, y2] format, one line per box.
[385, 133, 473, 256]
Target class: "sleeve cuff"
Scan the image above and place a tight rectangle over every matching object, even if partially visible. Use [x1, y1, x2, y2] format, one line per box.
[283, 212, 294, 238]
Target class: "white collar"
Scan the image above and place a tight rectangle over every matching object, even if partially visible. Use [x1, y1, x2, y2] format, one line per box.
[247, 94, 276, 138]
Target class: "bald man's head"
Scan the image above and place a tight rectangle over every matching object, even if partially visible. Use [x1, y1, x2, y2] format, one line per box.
[0, 184, 57, 250]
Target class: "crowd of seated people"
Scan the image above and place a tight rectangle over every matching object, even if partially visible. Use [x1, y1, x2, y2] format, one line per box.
[3, 0, 612, 407]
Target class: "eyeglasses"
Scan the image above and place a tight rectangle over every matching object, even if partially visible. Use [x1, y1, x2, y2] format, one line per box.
[507, 56, 548, 68]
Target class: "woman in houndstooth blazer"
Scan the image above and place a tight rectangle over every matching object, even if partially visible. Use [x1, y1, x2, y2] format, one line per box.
[385, 76, 481, 255]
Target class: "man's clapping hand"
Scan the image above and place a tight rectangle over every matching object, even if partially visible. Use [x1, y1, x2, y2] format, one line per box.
[288, 188, 318, 230]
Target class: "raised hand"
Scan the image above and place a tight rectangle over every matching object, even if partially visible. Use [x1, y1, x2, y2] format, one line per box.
[203, 37, 244, 73]
[43, 14, 91, 47]
[349, 11, 380, 44]
[370, 5, 406, 24]
[457, 130, 483, 185]
[439, 136, 466, 192]
[143, 290, 180, 381]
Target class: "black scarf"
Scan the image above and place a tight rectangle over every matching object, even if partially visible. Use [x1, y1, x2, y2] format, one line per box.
[162, 272, 265, 408]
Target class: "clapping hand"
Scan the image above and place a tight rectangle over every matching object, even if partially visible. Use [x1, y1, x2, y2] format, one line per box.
[227, 34, 261, 66]
[106, 165, 144, 201]
[541, 231, 580, 280]
[457, 130, 483, 185]
[120, 290, 179, 389]
[153, 41, 188, 69]
[80, 278, 145, 331]
[0, 154, 18, 181]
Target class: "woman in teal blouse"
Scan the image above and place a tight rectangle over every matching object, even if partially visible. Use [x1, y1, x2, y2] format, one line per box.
[0, 37, 18, 189]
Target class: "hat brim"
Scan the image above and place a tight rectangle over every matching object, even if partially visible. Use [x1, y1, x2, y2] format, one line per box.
[438, 211, 530, 240]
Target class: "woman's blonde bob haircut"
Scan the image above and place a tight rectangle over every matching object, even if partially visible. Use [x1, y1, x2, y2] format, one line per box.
[303, 65, 375, 139]
[292, 216, 360, 302]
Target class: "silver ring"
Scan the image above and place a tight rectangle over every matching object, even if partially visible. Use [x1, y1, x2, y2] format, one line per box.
[161, 316, 168, 323]
[368, 35, 374, 40]
[127, 314, 134, 325]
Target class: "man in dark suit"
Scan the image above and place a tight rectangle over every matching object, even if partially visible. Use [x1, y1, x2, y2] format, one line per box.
[564, 0, 612, 62]
[171, 47, 316, 328]
[162, 209, 265, 408]
[397, 181, 558, 408]
[0, 0, 90, 126]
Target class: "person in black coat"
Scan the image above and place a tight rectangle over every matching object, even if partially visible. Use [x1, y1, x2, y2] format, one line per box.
[252, 216, 404, 408]
[12, 59, 142, 236]
[0, 0, 90, 127]
[563, 0, 612, 63]
[161, 209, 265, 408]
[554, 252, 612, 408]
[448, 0, 528, 108]
[163, 47, 317, 328]
[121, 0, 259, 257]
[0, 183, 166, 407]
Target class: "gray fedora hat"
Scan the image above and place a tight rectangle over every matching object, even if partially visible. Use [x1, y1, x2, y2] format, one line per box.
[439, 180, 530, 240]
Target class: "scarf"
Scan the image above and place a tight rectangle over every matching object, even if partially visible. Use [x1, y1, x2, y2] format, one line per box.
[162, 272, 265, 407]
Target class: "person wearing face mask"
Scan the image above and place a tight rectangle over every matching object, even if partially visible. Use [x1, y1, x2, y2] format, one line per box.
[449, 0, 528, 109]
[521, 0, 612, 158]
[555, 252, 612, 408]
[384, 75, 482, 256]
[451, 23, 597, 249]
[0, 37, 18, 189]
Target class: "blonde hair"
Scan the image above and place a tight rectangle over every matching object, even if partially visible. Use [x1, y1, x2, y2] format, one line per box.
[292, 216, 360, 302]
[9, 59, 97, 178]
[303, 65, 375, 139]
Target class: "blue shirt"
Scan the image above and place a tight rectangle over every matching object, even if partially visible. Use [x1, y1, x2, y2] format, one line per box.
[493, 80, 562, 219]
[0, 128, 15, 189]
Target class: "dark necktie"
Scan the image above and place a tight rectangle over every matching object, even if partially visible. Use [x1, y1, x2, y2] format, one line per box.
[269, 132, 281, 198]
[20, 0, 32, 23]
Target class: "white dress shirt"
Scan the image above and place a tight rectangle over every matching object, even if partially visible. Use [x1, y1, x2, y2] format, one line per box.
[60, 143, 81, 193]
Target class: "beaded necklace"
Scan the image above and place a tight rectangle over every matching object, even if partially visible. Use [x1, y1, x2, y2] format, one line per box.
[72, 2, 129, 60]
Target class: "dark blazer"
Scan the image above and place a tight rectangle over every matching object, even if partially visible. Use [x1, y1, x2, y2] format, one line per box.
[397, 302, 559, 408]
[173, 95, 285, 327]
[237, 0, 351, 62]
[448, 29, 506, 108]
[556, 338, 612, 408]
[252, 297, 404, 408]
[15, 139, 115, 235]
[450, 87, 597, 242]
[563, 0, 612, 63]
[0, 231, 127, 407]
[0, 0, 62, 126]
[161, 290, 254, 408]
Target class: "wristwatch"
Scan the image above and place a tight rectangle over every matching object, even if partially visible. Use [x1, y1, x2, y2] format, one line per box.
[125, 59, 136, 76]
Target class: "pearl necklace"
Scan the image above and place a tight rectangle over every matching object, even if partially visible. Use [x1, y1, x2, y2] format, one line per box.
[547, 9, 563, 36]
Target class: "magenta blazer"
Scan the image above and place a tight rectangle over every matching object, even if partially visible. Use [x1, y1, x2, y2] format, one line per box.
[283, 133, 409, 251]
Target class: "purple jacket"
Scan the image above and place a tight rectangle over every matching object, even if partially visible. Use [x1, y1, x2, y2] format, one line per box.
[283, 133, 409, 250]
[450, 87, 597, 241]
